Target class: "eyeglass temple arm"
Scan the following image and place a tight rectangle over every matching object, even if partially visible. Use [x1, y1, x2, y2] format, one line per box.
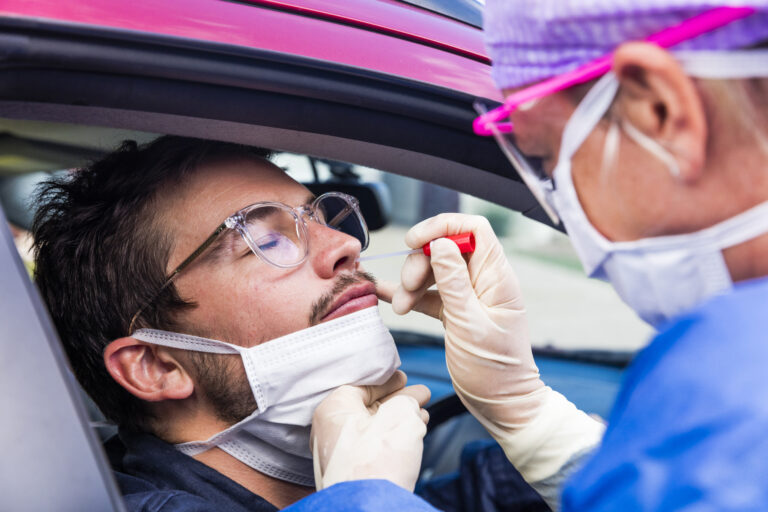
[127, 223, 227, 334]
[325, 204, 354, 228]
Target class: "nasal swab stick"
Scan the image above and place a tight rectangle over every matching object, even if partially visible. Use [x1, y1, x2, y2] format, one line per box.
[357, 248, 422, 262]
[358, 233, 475, 262]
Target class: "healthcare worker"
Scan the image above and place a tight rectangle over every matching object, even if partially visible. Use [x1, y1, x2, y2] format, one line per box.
[294, 1, 768, 511]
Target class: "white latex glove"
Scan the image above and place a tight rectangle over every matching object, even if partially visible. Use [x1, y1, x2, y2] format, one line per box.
[310, 370, 430, 492]
[378, 214, 604, 485]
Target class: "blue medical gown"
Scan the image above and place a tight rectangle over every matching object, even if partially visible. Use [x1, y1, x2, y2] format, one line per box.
[283, 441, 547, 512]
[284, 480, 440, 511]
[288, 277, 768, 511]
[562, 276, 768, 511]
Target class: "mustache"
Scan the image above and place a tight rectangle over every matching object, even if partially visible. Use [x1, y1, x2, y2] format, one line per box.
[309, 271, 377, 325]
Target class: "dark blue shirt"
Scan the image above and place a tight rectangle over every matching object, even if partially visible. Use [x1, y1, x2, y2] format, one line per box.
[107, 430, 278, 512]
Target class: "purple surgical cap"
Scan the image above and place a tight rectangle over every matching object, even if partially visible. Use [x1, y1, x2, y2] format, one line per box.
[484, 1, 768, 89]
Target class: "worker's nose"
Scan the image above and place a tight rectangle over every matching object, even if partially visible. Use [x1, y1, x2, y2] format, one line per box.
[308, 221, 362, 279]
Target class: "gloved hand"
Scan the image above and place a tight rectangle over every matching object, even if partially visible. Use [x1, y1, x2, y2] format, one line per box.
[311, 370, 430, 492]
[378, 214, 604, 486]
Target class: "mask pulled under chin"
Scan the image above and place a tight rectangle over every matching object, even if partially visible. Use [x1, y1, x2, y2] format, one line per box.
[545, 50, 768, 329]
[132, 306, 401, 487]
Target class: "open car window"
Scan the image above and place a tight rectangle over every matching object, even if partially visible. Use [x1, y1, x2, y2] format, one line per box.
[277, 152, 652, 352]
[2, 119, 647, 354]
[1, 121, 652, 354]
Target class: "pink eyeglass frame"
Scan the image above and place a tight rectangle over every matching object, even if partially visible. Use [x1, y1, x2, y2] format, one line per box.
[473, 6, 757, 137]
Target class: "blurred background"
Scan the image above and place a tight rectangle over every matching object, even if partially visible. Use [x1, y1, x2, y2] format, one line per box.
[273, 153, 653, 352]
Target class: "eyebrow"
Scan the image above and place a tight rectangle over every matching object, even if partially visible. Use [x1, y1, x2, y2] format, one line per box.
[199, 225, 242, 263]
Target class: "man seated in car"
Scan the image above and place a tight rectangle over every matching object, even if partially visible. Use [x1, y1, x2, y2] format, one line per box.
[32, 136, 547, 511]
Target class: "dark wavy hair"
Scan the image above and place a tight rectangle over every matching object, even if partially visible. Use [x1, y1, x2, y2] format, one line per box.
[32, 136, 271, 431]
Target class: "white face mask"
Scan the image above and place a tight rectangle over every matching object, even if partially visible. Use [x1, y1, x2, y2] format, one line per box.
[544, 51, 768, 328]
[132, 306, 400, 486]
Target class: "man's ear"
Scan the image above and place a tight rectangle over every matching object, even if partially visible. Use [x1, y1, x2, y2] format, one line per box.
[104, 337, 194, 402]
[612, 42, 707, 183]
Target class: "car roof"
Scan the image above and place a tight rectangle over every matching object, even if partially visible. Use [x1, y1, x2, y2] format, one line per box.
[0, 0, 498, 100]
[0, 0, 554, 225]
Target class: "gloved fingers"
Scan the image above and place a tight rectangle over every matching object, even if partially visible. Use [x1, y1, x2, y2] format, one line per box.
[378, 279, 442, 318]
[404, 213, 497, 252]
[378, 279, 443, 318]
[401, 252, 433, 292]
[376, 394, 427, 433]
[313, 386, 368, 422]
[392, 285, 443, 318]
[391, 251, 437, 315]
[376, 275, 443, 319]
[375, 279, 397, 304]
[391, 284, 421, 315]
[380, 383, 431, 408]
[311, 374, 428, 494]
[387, 385, 431, 425]
[428, 238, 480, 308]
[405, 213, 523, 310]
[359, 370, 408, 406]
[316, 370, 407, 419]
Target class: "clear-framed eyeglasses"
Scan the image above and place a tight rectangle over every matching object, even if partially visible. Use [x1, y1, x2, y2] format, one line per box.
[128, 191, 368, 333]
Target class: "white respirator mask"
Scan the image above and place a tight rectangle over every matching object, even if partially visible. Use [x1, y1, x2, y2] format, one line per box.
[132, 306, 400, 486]
[545, 50, 768, 328]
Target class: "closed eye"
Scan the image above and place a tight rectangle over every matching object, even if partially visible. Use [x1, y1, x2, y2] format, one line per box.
[258, 238, 280, 251]
[255, 233, 281, 252]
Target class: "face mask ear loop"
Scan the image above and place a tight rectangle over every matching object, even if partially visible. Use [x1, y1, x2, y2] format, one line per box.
[601, 119, 621, 181]
[558, 74, 620, 162]
[620, 119, 682, 178]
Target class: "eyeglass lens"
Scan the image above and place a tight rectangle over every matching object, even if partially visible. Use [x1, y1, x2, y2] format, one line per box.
[243, 205, 305, 266]
[242, 194, 367, 267]
[493, 130, 560, 224]
[314, 195, 368, 250]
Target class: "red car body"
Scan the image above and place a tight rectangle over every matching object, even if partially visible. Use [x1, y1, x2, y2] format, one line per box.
[0, 0, 500, 100]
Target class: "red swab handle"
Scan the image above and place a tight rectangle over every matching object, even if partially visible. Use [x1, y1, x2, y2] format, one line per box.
[422, 233, 476, 256]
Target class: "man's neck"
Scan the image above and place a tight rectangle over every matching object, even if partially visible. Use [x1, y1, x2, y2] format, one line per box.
[157, 406, 314, 508]
[723, 226, 768, 283]
[194, 447, 313, 509]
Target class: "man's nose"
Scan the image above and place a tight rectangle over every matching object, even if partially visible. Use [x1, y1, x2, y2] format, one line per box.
[308, 222, 361, 279]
